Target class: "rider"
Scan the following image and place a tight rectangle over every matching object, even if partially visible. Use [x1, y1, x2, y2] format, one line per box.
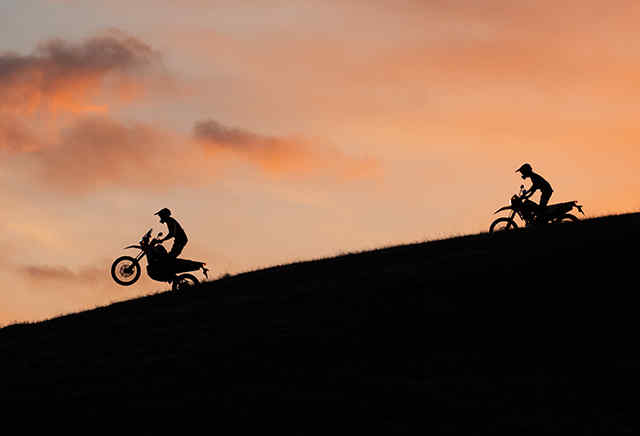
[154, 208, 188, 258]
[516, 163, 553, 218]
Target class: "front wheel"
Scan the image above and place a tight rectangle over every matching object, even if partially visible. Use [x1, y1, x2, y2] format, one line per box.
[172, 273, 199, 292]
[489, 217, 518, 234]
[111, 256, 141, 286]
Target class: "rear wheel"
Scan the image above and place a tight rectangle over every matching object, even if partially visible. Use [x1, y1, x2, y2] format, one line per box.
[172, 273, 199, 292]
[555, 213, 580, 224]
[111, 256, 141, 286]
[489, 217, 518, 234]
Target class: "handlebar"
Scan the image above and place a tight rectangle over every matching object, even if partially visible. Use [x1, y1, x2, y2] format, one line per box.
[139, 228, 165, 246]
[517, 186, 529, 199]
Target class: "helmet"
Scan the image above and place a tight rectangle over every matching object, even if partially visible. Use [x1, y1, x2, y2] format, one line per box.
[154, 208, 171, 218]
[516, 163, 532, 176]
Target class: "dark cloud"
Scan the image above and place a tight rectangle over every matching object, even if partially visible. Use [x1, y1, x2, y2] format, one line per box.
[0, 30, 159, 114]
[34, 30, 155, 71]
[0, 31, 377, 190]
[194, 119, 279, 150]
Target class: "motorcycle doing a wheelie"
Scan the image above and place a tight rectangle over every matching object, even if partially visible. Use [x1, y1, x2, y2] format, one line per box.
[111, 229, 209, 291]
[489, 185, 584, 233]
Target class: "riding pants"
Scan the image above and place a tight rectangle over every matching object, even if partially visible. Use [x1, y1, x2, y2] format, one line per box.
[169, 238, 187, 258]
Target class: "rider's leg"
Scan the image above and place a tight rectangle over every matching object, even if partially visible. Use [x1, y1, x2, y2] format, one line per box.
[539, 191, 551, 209]
[169, 239, 186, 258]
[537, 191, 552, 222]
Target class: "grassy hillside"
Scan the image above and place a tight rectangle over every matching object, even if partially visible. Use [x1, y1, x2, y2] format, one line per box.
[2, 213, 640, 433]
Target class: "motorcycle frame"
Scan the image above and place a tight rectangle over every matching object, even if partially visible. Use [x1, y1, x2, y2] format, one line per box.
[123, 244, 147, 264]
[494, 198, 537, 227]
[122, 229, 159, 264]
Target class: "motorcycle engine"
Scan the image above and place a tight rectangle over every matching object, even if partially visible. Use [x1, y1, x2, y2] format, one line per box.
[148, 244, 168, 264]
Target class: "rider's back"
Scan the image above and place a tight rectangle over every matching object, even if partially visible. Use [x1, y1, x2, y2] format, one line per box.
[529, 172, 553, 195]
[165, 216, 188, 243]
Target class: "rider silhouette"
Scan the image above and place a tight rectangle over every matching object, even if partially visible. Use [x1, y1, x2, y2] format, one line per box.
[154, 208, 188, 258]
[516, 163, 553, 217]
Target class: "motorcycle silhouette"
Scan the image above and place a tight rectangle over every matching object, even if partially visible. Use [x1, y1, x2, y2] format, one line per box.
[490, 185, 584, 233]
[111, 229, 209, 291]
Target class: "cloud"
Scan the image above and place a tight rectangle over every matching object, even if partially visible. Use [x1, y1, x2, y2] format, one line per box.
[3, 115, 377, 194]
[0, 30, 378, 192]
[194, 119, 378, 179]
[32, 116, 202, 192]
[0, 29, 160, 115]
[19, 264, 104, 285]
[0, 116, 45, 152]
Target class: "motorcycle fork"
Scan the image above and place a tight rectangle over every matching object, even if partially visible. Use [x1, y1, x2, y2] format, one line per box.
[515, 211, 530, 226]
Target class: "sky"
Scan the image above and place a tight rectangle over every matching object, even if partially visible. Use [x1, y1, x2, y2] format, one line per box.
[2, 0, 640, 324]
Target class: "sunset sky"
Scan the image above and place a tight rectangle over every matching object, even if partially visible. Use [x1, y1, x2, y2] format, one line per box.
[2, 0, 640, 324]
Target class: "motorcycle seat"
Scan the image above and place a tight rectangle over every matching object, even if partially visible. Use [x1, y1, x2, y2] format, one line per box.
[542, 201, 577, 216]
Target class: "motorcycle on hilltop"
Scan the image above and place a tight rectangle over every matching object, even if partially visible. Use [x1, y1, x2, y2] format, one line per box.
[111, 229, 209, 291]
[489, 185, 584, 233]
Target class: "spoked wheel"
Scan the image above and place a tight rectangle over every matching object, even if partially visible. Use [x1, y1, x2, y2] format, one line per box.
[554, 213, 580, 224]
[489, 217, 519, 234]
[172, 273, 199, 292]
[111, 256, 141, 286]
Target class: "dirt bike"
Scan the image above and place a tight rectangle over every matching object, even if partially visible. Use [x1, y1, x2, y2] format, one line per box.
[490, 185, 584, 233]
[111, 229, 209, 291]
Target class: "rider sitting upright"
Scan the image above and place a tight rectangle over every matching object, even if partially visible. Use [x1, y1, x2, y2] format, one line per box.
[516, 163, 553, 219]
[154, 208, 188, 258]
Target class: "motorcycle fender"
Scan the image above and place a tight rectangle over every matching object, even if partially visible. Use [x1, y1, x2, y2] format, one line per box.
[494, 206, 513, 214]
[124, 245, 142, 250]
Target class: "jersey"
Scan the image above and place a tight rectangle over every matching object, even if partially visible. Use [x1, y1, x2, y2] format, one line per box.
[164, 216, 188, 243]
[528, 172, 553, 196]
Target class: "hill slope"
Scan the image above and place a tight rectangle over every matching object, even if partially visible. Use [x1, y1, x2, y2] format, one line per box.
[2, 213, 640, 433]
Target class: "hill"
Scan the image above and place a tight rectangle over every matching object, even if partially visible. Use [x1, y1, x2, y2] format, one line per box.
[2, 213, 640, 433]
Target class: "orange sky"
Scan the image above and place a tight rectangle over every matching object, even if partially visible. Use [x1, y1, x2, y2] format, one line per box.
[1, 0, 639, 324]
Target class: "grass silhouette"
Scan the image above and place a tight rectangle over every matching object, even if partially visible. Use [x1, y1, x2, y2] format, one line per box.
[1, 212, 639, 433]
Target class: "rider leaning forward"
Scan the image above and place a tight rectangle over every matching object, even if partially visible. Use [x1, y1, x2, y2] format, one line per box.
[516, 163, 553, 217]
[154, 208, 188, 258]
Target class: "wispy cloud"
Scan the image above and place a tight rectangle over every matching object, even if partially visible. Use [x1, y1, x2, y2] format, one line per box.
[3, 114, 379, 194]
[10, 115, 378, 193]
[194, 119, 379, 179]
[31, 116, 198, 192]
[19, 264, 104, 285]
[0, 116, 45, 152]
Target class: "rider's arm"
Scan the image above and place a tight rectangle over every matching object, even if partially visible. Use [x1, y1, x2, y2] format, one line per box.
[161, 220, 175, 242]
[522, 186, 537, 199]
